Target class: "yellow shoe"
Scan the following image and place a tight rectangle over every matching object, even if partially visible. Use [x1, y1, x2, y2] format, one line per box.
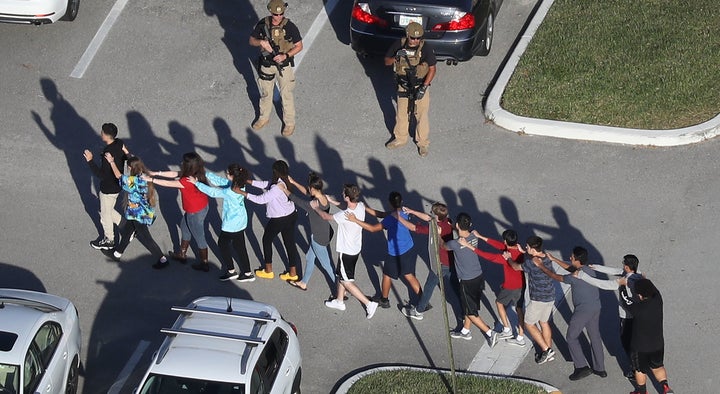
[254, 269, 274, 279]
[279, 272, 299, 281]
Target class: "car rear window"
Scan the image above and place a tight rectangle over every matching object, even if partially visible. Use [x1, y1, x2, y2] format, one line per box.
[0, 331, 18, 352]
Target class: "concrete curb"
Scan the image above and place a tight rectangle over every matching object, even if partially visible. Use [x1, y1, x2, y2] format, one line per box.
[333, 365, 561, 393]
[484, 0, 720, 147]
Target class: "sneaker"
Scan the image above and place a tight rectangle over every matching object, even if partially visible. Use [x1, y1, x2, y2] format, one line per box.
[487, 331, 498, 348]
[593, 369, 607, 378]
[101, 249, 121, 262]
[219, 271, 239, 281]
[385, 140, 407, 150]
[401, 306, 424, 320]
[505, 337, 526, 347]
[237, 273, 256, 282]
[152, 258, 169, 270]
[254, 269, 274, 279]
[279, 272, 299, 281]
[366, 301, 378, 319]
[624, 371, 637, 382]
[498, 329, 514, 339]
[546, 348, 556, 359]
[376, 297, 390, 309]
[536, 349, 554, 365]
[252, 118, 269, 130]
[325, 299, 346, 311]
[129, 231, 136, 243]
[418, 146, 429, 157]
[450, 329, 472, 340]
[90, 238, 114, 250]
[569, 366, 592, 381]
[662, 383, 674, 394]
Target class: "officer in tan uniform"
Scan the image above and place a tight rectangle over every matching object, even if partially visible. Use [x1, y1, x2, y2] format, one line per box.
[384, 22, 437, 157]
[249, 0, 303, 137]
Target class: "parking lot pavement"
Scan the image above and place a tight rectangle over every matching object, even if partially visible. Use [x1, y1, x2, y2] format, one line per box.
[1, 0, 718, 393]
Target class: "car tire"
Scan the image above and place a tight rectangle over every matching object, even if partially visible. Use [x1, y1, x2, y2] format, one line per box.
[65, 357, 79, 394]
[62, 0, 80, 21]
[291, 369, 302, 394]
[471, 10, 494, 56]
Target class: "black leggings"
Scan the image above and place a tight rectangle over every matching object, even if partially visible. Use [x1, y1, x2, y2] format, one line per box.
[116, 220, 163, 259]
[218, 230, 250, 273]
[262, 211, 300, 267]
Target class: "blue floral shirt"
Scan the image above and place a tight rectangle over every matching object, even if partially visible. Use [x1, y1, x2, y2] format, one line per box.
[120, 175, 155, 225]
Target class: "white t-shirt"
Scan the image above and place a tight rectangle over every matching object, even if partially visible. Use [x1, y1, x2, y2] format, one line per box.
[333, 202, 365, 255]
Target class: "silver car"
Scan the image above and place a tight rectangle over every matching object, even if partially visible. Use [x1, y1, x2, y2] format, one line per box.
[135, 297, 302, 394]
[0, 288, 82, 394]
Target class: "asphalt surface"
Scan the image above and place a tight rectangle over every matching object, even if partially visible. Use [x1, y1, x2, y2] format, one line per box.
[0, 0, 717, 393]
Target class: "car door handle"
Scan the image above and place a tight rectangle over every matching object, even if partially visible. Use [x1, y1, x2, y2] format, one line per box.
[285, 367, 291, 376]
[63, 351, 68, 360]
[46, 383, 52, 392]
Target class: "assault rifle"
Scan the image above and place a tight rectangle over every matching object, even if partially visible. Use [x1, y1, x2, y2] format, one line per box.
[262, 23, 284, 77]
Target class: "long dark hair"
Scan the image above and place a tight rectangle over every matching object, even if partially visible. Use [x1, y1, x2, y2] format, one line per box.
[179, 152, 207, 184]
[271, 160, 292, 192]
[227, 163, 250, 191]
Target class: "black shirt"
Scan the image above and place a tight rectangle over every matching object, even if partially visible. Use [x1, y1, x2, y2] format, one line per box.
[251, 17, 302, 44]
[87, 139, 126, 194]
[620, 286, 665, 352]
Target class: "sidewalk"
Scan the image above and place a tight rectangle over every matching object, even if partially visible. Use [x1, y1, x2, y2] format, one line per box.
[484, 0, 720, 147]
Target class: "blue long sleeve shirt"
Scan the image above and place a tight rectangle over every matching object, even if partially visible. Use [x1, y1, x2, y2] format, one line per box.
[195, 172, 248, 232]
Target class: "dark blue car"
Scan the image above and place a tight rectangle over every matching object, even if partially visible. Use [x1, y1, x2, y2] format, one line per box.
[350, 0, 503, 63]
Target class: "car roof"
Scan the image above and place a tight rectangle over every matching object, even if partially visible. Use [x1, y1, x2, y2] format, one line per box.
[148, 297, 284, 383]
[0, 289, 71, 365]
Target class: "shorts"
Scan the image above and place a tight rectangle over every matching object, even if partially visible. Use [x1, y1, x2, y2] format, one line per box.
[458, 275, 485, 316]
[336, 253, 360, 282]
[631, 348, 665, 372]
[496, 288, 522, 307]
[382, 250, 416, 279]
[524, 300, 554, 325]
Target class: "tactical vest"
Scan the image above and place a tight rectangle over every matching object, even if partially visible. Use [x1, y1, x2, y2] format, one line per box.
[395, 38, 429, 79]
[264, 16, 295, 54]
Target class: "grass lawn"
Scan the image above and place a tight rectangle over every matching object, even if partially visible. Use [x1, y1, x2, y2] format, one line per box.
[346, 369, 546, 394]
[501, 0, 720, 129]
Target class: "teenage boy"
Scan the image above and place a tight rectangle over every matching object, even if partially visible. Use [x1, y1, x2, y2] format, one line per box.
[620, 279, 674, 394]
[83, 123, 129, 250]
[534, 247, 605, 381]
[459, 229, 526, 346]
[505, 236, 556, 364]
[313, 184, 379, 319]
[347, 192, 422, 310]
[441, 213, 498, 348]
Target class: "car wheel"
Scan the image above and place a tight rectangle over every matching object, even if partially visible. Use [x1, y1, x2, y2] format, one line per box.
[65, 357, 79, 394]
[291, 369, 301, 394]
[62, 0, 80, 21]
[472, 11, 494, 56]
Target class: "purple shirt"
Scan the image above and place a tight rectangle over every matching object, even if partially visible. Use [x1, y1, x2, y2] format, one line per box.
[246, 179, 295, 218]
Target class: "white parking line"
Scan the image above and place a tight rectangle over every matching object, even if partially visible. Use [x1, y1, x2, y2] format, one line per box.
[293, 0, 340, 69]
[107, 340, 150, 394]
[70, 0, 130, 78]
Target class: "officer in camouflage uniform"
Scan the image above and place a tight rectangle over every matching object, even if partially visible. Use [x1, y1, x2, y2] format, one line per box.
[384, 22, 437, 157]
[249, 0, 303, 137]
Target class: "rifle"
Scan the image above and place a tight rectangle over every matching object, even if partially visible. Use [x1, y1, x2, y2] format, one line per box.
[262, 22, 284, 77]
[401, 51, 419, 117]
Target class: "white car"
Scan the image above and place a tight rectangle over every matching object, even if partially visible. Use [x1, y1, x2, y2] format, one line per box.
[136, 297, 302, 394]
[0, 288, 82, 394]
[0, 0, 79, 24]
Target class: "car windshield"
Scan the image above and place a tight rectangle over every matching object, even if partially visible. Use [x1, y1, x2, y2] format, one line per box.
[0, 363, 20, 394]
[138, 374, 244, 394]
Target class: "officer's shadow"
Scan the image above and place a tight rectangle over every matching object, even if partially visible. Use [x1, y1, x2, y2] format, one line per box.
[356, 55, 398, 144]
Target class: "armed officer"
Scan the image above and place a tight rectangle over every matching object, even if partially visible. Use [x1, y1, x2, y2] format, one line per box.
[249, 0, 303, 137]
[384, 22, 437, 157]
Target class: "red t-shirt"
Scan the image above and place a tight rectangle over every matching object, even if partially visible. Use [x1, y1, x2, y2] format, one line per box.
[179, 177, 209, 214]
[473, 238, 524, 290]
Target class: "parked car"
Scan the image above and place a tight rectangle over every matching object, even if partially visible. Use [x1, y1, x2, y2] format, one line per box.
[135, 297, 302, 394]
[0, 288, 82, 394]
[0, 0, 79, 24]
[350, 0, 503, 63]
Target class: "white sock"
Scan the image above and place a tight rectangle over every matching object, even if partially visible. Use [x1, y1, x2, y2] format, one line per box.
[503, 327, 511, 333]
[516, 335, 524, 341]
[461, 328, 470, 335]
[485, 330, 493, 337]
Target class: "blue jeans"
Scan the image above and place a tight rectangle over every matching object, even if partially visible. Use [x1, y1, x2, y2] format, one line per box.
[301, 235, 335, 285]
[180, 205, 208, 249]
[417, 265, 463, 326]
